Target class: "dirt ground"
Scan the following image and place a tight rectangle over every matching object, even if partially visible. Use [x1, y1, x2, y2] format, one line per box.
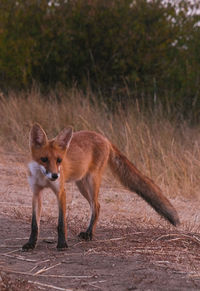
[1, 150, 200, 290]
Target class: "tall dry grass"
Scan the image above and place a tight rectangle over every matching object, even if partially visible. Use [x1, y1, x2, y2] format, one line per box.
[0, 88, 199, 199]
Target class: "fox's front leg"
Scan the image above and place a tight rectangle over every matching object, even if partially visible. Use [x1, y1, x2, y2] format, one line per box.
[22, 190, 42, 251]
[57, 189, 68, 250]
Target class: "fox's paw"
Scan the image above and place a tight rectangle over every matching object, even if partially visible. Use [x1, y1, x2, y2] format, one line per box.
[78, 231, 92, 241]
[22, 241, 36, 251]
[57, 241, 68, 251]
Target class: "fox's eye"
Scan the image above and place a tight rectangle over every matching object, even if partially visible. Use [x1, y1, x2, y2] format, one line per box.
[57, 157, 62, 164]
[41, 157, 48, 163]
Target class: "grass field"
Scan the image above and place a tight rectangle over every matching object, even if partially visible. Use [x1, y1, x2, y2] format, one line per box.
[0, 88, 200, 231]
[0, 88, 199, 200]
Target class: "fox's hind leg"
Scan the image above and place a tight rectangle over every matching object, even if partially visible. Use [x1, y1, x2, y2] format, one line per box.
[76, 173, 101, 240]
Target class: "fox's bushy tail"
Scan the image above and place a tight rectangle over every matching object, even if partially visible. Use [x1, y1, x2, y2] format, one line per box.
[109, 144, 180, 226]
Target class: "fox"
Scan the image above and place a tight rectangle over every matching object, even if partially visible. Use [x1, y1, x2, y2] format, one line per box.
[22, 123, 180, 251]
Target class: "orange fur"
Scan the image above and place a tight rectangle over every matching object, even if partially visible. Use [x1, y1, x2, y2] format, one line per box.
[22, 123, 180, 251]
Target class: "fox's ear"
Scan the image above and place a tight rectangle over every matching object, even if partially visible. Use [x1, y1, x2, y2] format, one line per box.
[56, 127, 73, 149]
[30, 123, 48, 148]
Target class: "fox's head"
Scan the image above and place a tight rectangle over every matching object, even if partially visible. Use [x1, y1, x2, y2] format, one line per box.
[30, 123, 73, 181]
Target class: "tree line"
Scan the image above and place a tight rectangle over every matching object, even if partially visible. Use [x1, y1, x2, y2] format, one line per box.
[0, 0, 200, 121]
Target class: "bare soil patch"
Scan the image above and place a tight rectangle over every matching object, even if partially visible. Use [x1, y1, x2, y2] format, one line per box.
[1, 216, 200, 291]
[1, 151, 200, 290]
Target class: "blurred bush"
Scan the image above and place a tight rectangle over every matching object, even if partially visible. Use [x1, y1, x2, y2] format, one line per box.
[0, 0, 200, 121]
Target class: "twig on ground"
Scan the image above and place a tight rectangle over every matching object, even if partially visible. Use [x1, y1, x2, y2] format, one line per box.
[28, 280, 73, 291]
[94, 232, 145, 243]
[1, 248, 21, 255]
[154, 233, 200, 245]
[29, 265, 38, 273]
[39, 274, 94, 279]
[189, 273, 200, 279]
[88, 282, 101, 289]
[0, 267, 94, 279]
[5, 236, 54, 241]
[0, 245, 22, 248]
[88, 280, 107, 289]
[34, 263, 61, 276]
[2, 253, 37, 262]
[1, 248, 37, 262]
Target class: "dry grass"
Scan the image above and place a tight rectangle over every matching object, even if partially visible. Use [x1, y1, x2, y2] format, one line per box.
[0, 87, 199, 200]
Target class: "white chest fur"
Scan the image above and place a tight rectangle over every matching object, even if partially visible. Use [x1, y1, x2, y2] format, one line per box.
[28, 161, 60, 194]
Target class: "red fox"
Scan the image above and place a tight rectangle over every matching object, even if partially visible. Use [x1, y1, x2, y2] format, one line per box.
[22, 123, 180, 251]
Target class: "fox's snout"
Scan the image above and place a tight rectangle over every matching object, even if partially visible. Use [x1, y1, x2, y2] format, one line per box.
[45, 170, 60, 181]
[51, 173, 59, 180]
[40, 165, 60, 181]
[48, 172, 59, 181]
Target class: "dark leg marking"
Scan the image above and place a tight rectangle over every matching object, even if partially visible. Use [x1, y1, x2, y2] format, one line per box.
[57, 207, 68, 250]
[78, 214, 95, 240]
[22, 212, 38, 251]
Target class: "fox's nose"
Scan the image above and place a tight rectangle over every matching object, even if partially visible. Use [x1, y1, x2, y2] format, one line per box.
[51, 173, 58, 180]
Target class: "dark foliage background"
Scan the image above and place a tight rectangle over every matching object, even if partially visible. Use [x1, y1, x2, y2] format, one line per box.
[0, 0, 200, 121]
